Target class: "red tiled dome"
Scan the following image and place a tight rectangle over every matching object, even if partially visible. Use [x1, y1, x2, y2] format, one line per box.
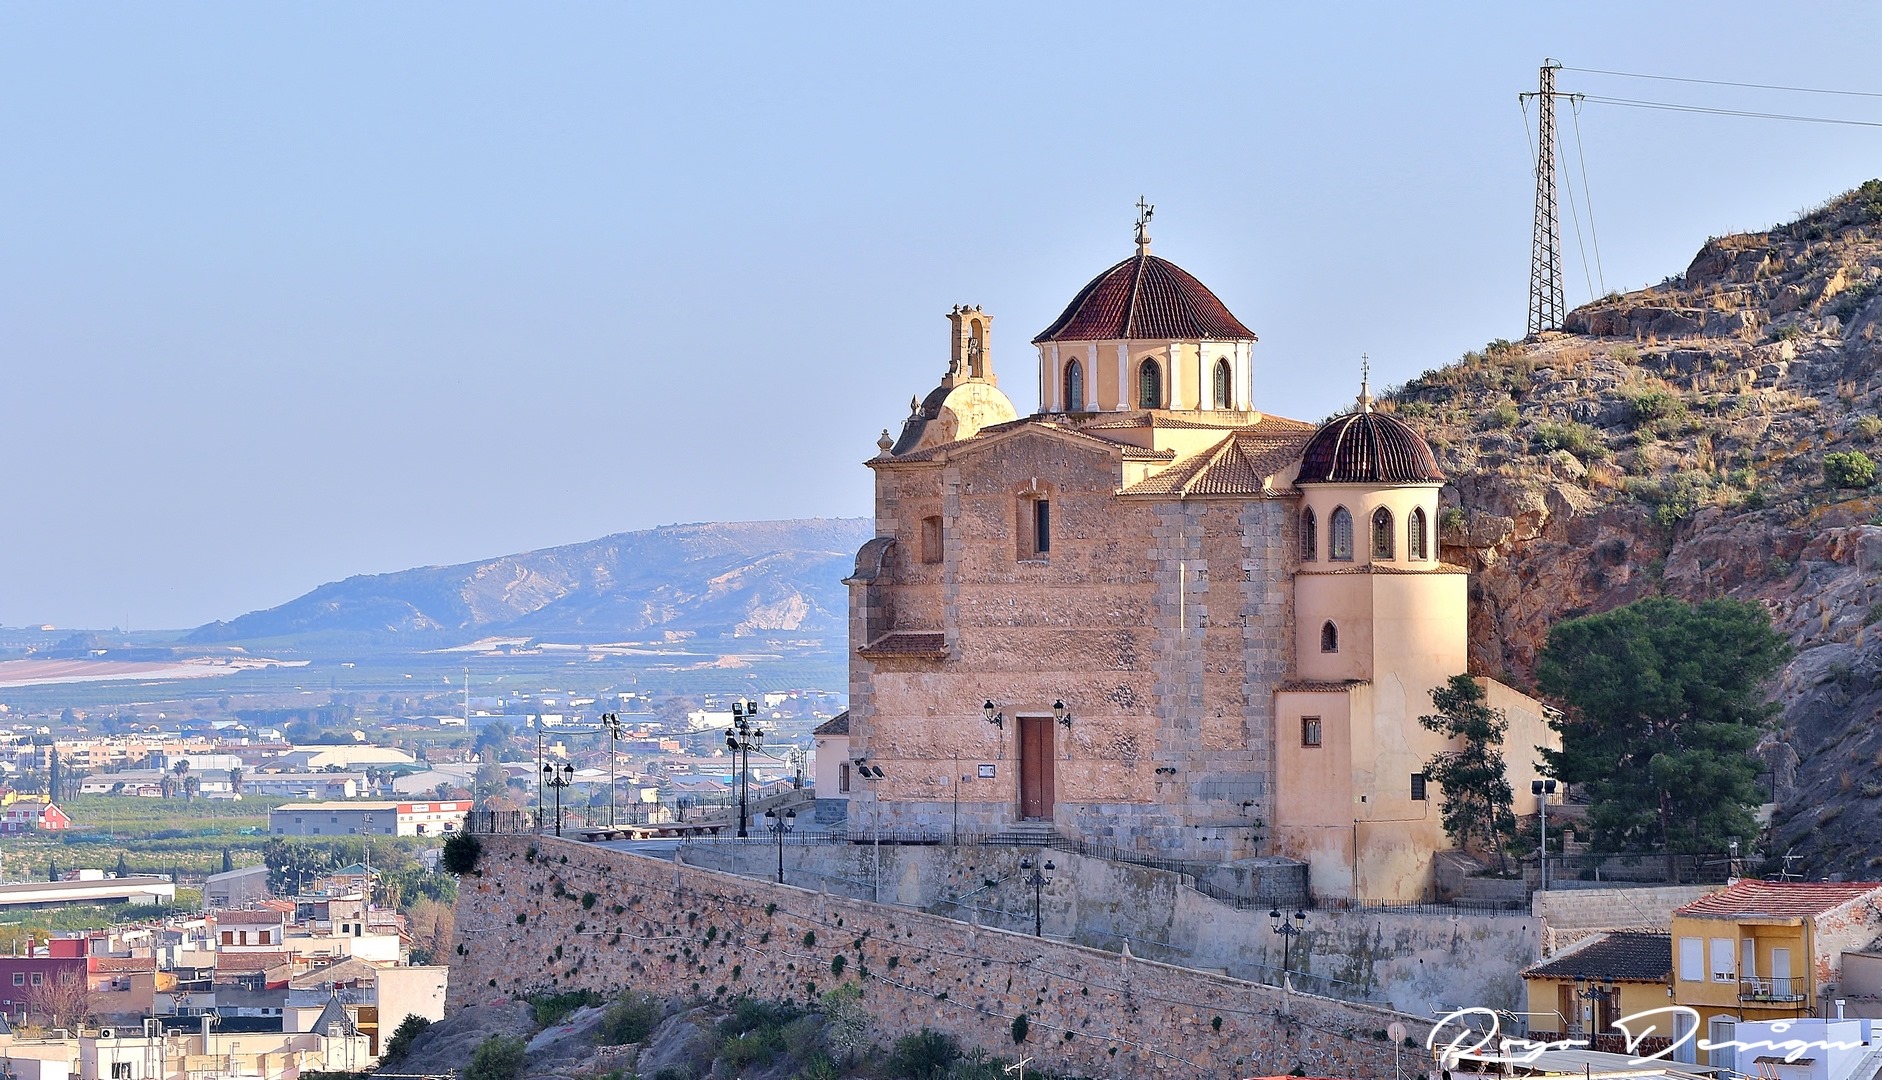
[1032, 253, 1256, 344]
[1296, 409, 1445, 485]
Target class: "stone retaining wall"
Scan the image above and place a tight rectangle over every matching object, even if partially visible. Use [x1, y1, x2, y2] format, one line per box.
[450, 835, 1442, 1079]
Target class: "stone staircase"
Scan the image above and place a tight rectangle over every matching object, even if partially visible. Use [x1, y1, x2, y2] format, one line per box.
[985, 821, 1061, 846]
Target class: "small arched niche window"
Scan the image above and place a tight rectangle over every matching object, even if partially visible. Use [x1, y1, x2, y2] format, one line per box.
[1213, 358, 1232, 409]
[1138, 359, 1162, 409]
[1409, 506, 1429, 561]
[1063, 359, 1085, 412]
[1329, 507, 1354, 561]
[1372, 506, 1395, 560]
[1320, 620, 1339, 653]
[1300, 507, 1317, 562]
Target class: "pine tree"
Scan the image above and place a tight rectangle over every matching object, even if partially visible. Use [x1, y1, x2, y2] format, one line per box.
[1419, 674, 1518, 873]
[1537, 596, 1789, 881]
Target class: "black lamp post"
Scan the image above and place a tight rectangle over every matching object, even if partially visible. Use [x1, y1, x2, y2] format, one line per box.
[1019, 856, 1054, 936]
[542, 762, 573, 837]
[1532, 777, 1558, 891]
[1269, 907, 1307, 977]
[601, 712, 624, 828]
[727, 699, 763, 838]
[765, 807, 797, 884]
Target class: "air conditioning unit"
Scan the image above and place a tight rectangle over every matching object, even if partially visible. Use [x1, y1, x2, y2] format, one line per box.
[98, 1028, 116, 1039]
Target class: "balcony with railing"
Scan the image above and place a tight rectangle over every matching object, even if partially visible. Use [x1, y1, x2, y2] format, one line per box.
[1739, 976, 1804, 1004]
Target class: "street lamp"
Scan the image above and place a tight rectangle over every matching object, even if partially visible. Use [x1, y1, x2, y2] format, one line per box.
[982, 701, 1004, 730]
[541, 762, 574, 838]
[853, 759, 887, 901]
[727, 700, 763, 838]
[765, 808, 797, 884]
[1532, 778, 1558, 891]
[1019, 856, 1054, 937]
[601, 712, 624, 828]
[1052, 700, 1070, 729]
[1269, 907, 1307, 977]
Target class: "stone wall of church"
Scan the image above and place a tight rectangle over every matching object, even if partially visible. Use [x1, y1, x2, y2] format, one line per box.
[451, 835, 1437, 1079]
[850, 428, 1297, 858]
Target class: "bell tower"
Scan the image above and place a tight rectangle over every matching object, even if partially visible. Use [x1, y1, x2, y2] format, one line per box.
[945, 305, 995, 387]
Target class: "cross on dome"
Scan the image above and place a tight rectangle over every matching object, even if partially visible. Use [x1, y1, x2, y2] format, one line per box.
[1134, 196, 1155, 254]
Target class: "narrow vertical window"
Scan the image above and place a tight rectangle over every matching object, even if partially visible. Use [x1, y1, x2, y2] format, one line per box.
[1213, 358, 1232, 408]
[1320, 621, 1339, 653]
[1329, 507, 1354, 561]
[1301, 717, 1322, 747]
[1411, 773, 1428, 801]
[1409, 507, 1428, 560]
[1064, 360, 1085, 412]
[1033, 499, 1051, 555]
[838, 763, 851, 794]
[1300, 507, 1317, 562]
[1372, 506, 1394, 559]
[920, 515, 943, 564]
[1138, 359, 1162, 409]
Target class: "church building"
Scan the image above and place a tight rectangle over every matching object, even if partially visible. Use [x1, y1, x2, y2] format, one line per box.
[844, 215, 1555, 901]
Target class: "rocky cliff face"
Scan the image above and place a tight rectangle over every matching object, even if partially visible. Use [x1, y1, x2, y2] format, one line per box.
[1386, 180, 1882, 879]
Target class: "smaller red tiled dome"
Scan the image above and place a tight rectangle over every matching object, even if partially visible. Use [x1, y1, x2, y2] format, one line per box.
[1295, 409, 1444, 485]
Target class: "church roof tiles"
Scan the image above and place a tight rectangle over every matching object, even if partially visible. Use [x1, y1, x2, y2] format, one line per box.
[1120, 426, 1316, 498]
[1033, 253, 1256, 344]
[1296, 408, 1445, 485]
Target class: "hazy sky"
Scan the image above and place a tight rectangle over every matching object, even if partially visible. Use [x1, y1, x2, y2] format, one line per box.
[5, 3, 1881, 631]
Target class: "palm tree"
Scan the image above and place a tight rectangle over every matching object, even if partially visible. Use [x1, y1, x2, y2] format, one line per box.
[228, 766, 244, 796]
[172, 760, 191, 802]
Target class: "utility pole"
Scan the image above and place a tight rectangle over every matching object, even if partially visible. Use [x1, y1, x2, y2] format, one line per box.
[1522, 59, 1570, 337]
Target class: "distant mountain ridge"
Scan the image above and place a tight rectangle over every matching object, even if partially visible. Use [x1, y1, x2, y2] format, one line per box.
[188, 518, 871, 647]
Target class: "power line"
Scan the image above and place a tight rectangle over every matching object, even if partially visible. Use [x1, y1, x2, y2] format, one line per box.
[1579, 94, 1882, 129]
[1563, 65, 1882, 101]
[1568, 100, 1606, 297]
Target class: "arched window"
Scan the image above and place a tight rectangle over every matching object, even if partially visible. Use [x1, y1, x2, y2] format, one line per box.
[1372, 506, 1395, 560]
[1213, 358, 1232, 409]
[1321, 621, 1339, 653]
[1329, 507, 1354, 561]
[1138, 359, 1162, 409]
[1063, 360, 1085, 412]
[1300, 507, 1317, 562]
[1409, 507, 1428, 560]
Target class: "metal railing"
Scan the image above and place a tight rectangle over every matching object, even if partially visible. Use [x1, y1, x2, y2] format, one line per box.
[1739, 976, 1804, 1003]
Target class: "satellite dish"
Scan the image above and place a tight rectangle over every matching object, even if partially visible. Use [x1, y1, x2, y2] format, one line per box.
[1388, 1022, 1408, 1043]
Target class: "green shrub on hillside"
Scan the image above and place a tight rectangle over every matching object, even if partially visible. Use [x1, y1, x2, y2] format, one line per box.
[463, 1036, 526, 1080]
[1482, 402, 1520, 430]
[888, 1029, 963, 1079]
[1531, 421, 1607, 461]
[596, 992, 664, 1046]
[381, 1014, 431, 1064]
[1625, 390, 1686, 427]
[529, 989, 602, 1028]
[1825, 451, 1877, 489]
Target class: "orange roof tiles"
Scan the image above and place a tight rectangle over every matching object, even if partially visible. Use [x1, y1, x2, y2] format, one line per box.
[1675, 880, 1882, 920]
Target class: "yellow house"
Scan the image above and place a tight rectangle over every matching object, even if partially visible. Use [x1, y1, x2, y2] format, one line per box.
[1671, 880, 1882, 1066]
[1521, 930, 1672, 1054]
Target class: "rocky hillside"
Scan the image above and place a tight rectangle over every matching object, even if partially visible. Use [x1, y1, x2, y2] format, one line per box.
[188, 518, 870, 648]
[1385, 180, 1882, 879]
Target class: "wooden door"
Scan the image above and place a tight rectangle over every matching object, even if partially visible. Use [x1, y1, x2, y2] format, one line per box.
[1018, 716, 1055, 820]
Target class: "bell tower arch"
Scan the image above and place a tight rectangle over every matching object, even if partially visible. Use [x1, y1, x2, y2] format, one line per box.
[946, 305, 995, 385]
